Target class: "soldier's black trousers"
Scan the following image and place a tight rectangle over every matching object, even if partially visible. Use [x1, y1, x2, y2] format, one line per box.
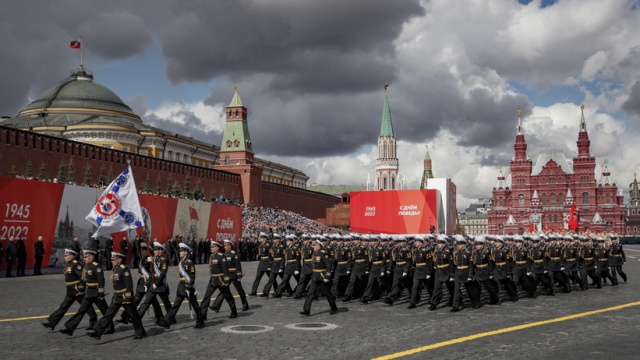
[252, 270, 276, 294]
[263, 271, 284, 295]
[611, 265, 627, 283]
[409, 276, 432, 305]
[164, 291, 203, 325]
[47, 294, 97, 328]
[531, 273, 554, 295]
[17, 256, 26, 276]
[331, 273, 350, 297]
[598, 267, 617, 285]
[430, 279, 455, 307]
[387, 275, 408, 302]
[138, 290, 171, 320]
[550, 270, 571, 292]
[343, 272, 366, 299]
[201, 283, 235, 318]
[453, 279, 479, 308]
[94, 298, 145, 338]
[303, 280, 337, 312]
[579, 268, 600, 289]
[34, 256, 43, 275]
[473, 279, 499, 304]
[276, 273, 298, 296]
[214, 279, 248, 309]
[496, 278, 518, 301]
[121, 290, 162, 322]
[294, 272, 312, 297]
[362, 274, 384, 300]
[64, 295, 113, 333]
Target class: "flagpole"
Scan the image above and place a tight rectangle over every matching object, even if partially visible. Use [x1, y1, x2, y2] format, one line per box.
[80, 36, 83, 67]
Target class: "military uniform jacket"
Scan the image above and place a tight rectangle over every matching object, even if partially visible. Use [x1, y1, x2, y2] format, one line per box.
[151, 255, 169, 293]
[209, 252, 230, 286]
[283, 246, 301, 275]
[349, 246, 369, 275]
[453, 248, 472, 281]
[269, 243, 286, 272]
[389, 247, 411, 277]
[580, 246, 597, 270]
[137, 256, 153, 293]
[528, 247, 548, 274]
[470, 248, 492, 281]
[225, 250, 243, 280]
[433, 247, 453, 280]
[64, 259, 85, 297]
[82, 261, 105, 298]
[257, 242, 272, 271]
[300, 245, 314, 275]
[490, 246, 511, 280]
[111, 264, 134, 304]
[311, 250, 332, 282]
[563, 245, 580, 272]
[594, 247, 610, 268]
[546, 245, 564, 271]
[411, 247, 431, 278]
[366, 246, 386, 277]
[609, 243, 625, 266]
[333, 246, 351, 276]
[510, 247, 529, 275]
[177, 258, 196, 296]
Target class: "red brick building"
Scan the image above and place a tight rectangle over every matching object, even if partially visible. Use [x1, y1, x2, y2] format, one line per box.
[488, 106, 625, 235]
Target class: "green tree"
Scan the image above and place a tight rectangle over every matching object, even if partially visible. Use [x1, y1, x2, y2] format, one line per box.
[24, 160, 33, 179]
[97, 164, 106, 187]
[67, 160, 75, 184]
[172, 181, 182, 198]
[9, 165, 17, 177]
[57, 160, 67, 183]
[106, 166, 114, 182]
[37, 162, 46, 180]
[209, 190, 217, 202]
[82, 164, 93, 186]
[142, 172, 151, 193]
[165, 176, 174, 196]
[155, 175, 163, 195]
[183, 175, 192, 199]
[193, 180, 204, 200]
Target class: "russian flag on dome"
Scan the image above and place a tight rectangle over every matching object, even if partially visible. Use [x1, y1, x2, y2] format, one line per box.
[86, 166, 144, 238]
[70, 39, 81, 49]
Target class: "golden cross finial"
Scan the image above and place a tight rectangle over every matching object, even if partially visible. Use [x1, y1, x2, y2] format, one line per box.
[580, 104, 585, 113]
[233, 85, 238, 92]
[600, 161, 605, 170]
[517, 108, 522, 116]
[384, 83, 389, 93]
[634, 171, 637, 179]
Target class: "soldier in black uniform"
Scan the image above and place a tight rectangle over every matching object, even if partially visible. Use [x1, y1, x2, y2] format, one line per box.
[407, 236, 432, 309]
[300, 240, 338, 316]
[579, 236, 600, 289]
[470, 237, 499, 306]
[384, 236, 412, 306]
[41, 249, 98, 331]
[490, 237, 518, 301]
[343, 235, 369, 302]
[361, 235, 386, 304]
[510, 236, 535, 298]
[120, 236, 129, 264]
[33, 235, 45, 275]
[262, 234, 285, 297]
[275, 235, 301, 297]
[451, 237, 479, 311]
[250, 233, 273, 296]
[59, 249, 114, 336]
[563, 236, 584, 290]
[294, 234, 315, 299]
[429, 235, 455, 310]
[201, 241, 237, 320]
[594, 237, 617, 286]
[211, 239, 250, 312]
[137, 242, 172, 323]
[547, 237, 571, 293]
[331, 235, 352, 298]
[104, 235, 114, 270]
[160, 243, 205, 329]
[528, 236, 555, 296]
[88, 252, 146, 340]
[609, 235, 627, 283]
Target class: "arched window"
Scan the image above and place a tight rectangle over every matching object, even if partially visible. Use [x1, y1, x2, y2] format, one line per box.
[542, 193, 547, 205]
[224, 156, 230, 165]
[234, 140, 240, 147]
[226, 140, 232, 148]
[605, 195, 610, 203]
[518, 194, 525, 206]
[559, 193, 564, 204]
[582, 192, 589, 204]
[499, 198, 504, 206]
[549, 193, 556, 205]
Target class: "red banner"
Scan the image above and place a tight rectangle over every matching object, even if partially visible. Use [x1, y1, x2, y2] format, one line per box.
[350, 190, 438, 234]
[207, 203, 242, 244]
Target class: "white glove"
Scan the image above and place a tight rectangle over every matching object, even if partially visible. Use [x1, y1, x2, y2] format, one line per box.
[147, 257, 153, 262]
[278, 269, 283, 273]
[386, 270, 391, 274]
[560, 267, 565, 271]
[144, 285, 148, 292]
[267, 268, 271, 271]
[489, 275, 493, 280]
[543, 270, 548, 274]
[449, 276, 454, 282]
[426, 275, 431, 279]
[346, 270, 351, 274]
[594, 266, 598, 270]
[365, 271, 369, 274]
[323, 279, 329, 283]
[467, 277, 472, 282]
[402, 272, 407, 277]
[527, 272, 531, 276]
[381, 272, 385, 277]
[152, 284, 157, 290]
[294, 271, 299, 275]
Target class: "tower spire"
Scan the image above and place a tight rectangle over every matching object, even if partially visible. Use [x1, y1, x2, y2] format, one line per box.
[514, 109, 528, 161]
[375, 83, 399, 190]
[579, 104, 587, 132]
[516, 108, 523, 135]
[379, 83, 394, 137]
[420, 145, 434, 189]
[576, 104, 591, 157]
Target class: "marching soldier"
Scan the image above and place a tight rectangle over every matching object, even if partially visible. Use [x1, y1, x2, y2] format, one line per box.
[511, 236, 535, 298]
[547, 236, 571, 293]
[211, 239, 250, 312]
[275, 235, 301, 297]
[294, 234, 315, 299]
[579, 236, 601, 289]
[407, 235, 432, 309]
[137, 242, 172, 322]
[250, 233, 273, 296]
[201, 241, 237, 320]
[361, 235, 386, 304]
[429, 235, 455, 311]
[59, 249, 114, 336]
[343, 235, 369, 302]
[470, 237, 499, 306]
[300, 240, 338, 316]
[490, 237, 518, 302]
[384, 236, 412, 306]
[451, 236, 479, 311]
[87, 252, 146, 340]
[528, 236, 555, 296]
[609, 234, 627, 283]
[262, 233, 285, 297]
[41, 249, 98, 331]
[594, 237, 617, 286]
[331, 235, 352, 298]
[160, 243, 205, 329]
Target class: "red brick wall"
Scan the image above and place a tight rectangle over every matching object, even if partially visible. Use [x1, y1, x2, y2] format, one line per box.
[262, 182, 340, 220]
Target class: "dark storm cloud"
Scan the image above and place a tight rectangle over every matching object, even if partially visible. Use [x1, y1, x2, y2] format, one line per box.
[77, 12, 152, 60]
[161, 0, 424, 93]
[144, 112, 222, 147]
[622, 81, 640, 117]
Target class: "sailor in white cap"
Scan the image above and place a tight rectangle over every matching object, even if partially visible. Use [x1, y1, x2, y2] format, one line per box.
[274, 235, 301, 298]
[249, 232, 274, 296]
[42, 249, 99, 332]
[210, 239, 249, 313]
[293, 233, 315, 299]
[88, 251, 146, 340]
[383, 236, 412, 306]
[136, 241, 172, 324]
[489, 235, 518, 302]
[299, 239, 338, 316]
[429, 235, 455, 311]
[159, 243, 205, 329]
[360, 234, 386, 304]
[407, 236, 431, 309]
[342, 233, 368, 302]
[200, 239, 237, 320]
[469, 237, 499, 306]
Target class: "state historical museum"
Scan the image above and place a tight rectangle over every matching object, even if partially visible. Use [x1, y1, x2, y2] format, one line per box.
[488, 106, 625, 235]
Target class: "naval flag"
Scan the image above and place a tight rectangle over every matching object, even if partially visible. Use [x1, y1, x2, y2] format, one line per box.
[86, 166, 144, 238]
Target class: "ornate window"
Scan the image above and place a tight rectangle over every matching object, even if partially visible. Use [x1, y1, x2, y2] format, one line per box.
[234, 140, 240, 148]
[226, 140, 232, 148]
[582, 192, 589, 204]
[225, 156, 230, 165]
[518, 194, 525, 206]
[550, 193, 556, 205]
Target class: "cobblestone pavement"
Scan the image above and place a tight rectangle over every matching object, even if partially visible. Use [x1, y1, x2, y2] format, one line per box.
[1, 246, 640, 360]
